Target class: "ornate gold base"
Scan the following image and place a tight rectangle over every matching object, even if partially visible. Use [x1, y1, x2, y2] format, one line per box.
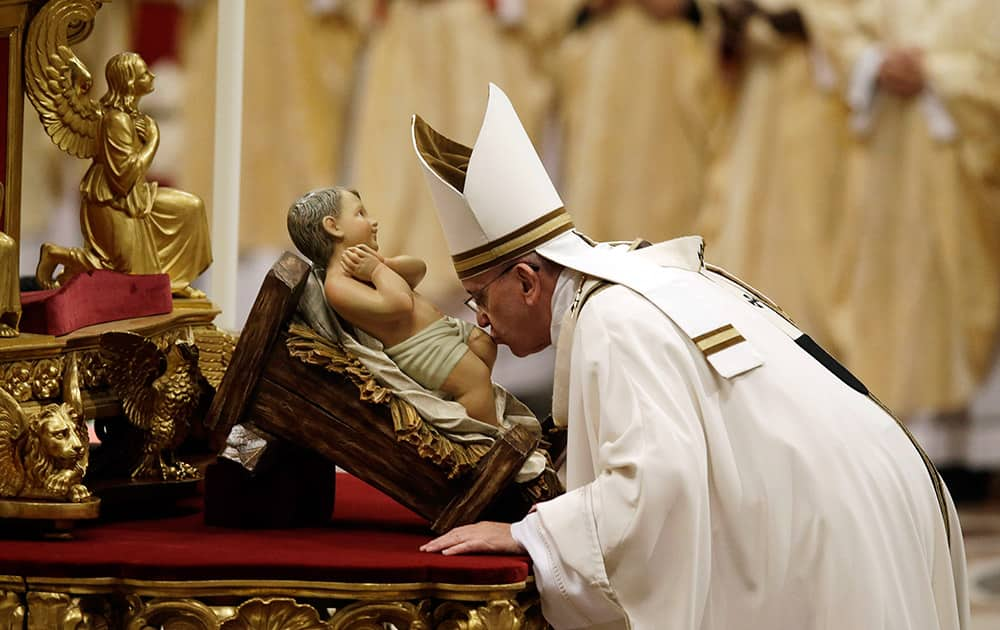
[0, 302, 231, 527]
[0, 576, 551, 629]
[0, 497, 100, 539]
[0, 497, 100, 520]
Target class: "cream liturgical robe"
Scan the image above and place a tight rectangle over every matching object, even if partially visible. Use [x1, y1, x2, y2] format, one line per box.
[698, 0, 848, 350]
[350, 0, 551, 302]
[179, 0, 364, 251]
[806, 0, 1000, 415]
[555, 4, 719, 243]
[511, 239, 968, 629]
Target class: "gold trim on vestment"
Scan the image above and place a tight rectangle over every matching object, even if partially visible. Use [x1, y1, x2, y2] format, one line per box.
[705, 263, 795, 324]
[452, 209, 574, 279]
[693, 324, 745, 357]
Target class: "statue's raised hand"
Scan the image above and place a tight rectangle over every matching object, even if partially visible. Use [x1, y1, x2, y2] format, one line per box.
[341, 245, 384, 282]
[134, 113, 157, 142]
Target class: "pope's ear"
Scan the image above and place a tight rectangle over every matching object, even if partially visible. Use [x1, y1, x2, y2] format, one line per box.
[516, 263, 543, 306]
[322, 215, 343, 239]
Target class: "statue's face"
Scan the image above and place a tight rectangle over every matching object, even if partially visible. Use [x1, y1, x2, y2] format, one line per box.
[333, 191, 379, 251]
[35, 407, 84, 465]
[133, 59, 155, 96]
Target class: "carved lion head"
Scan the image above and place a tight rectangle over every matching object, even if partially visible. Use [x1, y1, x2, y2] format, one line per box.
[34, 404, 84, 461]
[21, 403, 90, 501]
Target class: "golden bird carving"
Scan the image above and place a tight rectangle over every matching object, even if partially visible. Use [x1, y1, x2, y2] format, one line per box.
[99, 332, 207, 481]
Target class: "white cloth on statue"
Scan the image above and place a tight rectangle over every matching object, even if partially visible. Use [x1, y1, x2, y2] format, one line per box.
[511, 237, 968, 630]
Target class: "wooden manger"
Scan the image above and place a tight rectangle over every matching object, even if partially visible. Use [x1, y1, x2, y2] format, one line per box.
[205, 252, 560, 533]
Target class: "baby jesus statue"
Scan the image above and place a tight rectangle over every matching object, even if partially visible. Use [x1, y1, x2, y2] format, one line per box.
[287, 187, 499, 426]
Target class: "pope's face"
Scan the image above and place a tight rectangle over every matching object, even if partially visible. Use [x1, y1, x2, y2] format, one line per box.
[334, 191, 379, 250]
[463, 263, 552, 357]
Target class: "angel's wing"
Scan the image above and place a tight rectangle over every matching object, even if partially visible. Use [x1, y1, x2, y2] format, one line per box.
[0, 386, 27, 496]
[99, 332, 164, 431]
[24, 0, 104, 159]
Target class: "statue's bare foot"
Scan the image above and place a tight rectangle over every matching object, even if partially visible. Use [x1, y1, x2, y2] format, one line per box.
[35, 242, 62, 289]
[173, 285, 206, 299]
[0, 323, 18, 338]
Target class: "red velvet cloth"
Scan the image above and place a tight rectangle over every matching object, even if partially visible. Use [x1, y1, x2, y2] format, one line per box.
[0, 474, 530, 585]
[19, 270, 173, 336]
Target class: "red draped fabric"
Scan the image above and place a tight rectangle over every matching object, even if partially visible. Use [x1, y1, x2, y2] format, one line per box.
[0, 474, 530, 585]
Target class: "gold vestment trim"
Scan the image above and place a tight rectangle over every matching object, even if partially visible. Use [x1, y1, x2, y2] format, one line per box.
[452, 209, 574, 279]
[694, 324, 745, 356]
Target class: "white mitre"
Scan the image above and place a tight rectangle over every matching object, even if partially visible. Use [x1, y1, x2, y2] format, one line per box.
[411, 83, 703, 285]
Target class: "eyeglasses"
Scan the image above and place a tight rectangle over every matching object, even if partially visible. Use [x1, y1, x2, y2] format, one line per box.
[463, 262, 539, 313]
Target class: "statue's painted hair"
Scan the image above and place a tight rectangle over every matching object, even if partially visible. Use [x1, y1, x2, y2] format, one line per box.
[287, 186, 360, 269]
[102, 52, 145, 111]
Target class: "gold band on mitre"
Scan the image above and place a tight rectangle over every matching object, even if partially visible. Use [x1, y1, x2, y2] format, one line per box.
[452, 208, 575, 279]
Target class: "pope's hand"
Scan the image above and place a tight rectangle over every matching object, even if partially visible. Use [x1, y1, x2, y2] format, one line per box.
[420, 522, 525, 555]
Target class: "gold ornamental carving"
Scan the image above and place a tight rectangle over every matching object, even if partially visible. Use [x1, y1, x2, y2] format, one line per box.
[286, 324, 490, 479]
[0, 356, 93, 503]
[25, 592, 92, 630]
[0, 326, 213, 409]
[435, 600, 534, 630]
[1, 362, 34, 402]
[9, 590, 550, 630]
[77, 351, 108, 390]
[25, 0, 212, 297]
[30, 358, 64, 400]
[327, 599, 432, 630]
[124, 595, 220, 630]
[0, 591, 25, 630]
[219, 598, 327, 630]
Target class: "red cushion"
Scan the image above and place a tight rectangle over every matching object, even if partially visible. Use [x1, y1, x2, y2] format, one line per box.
[20, 270, 173, 336]
[0, 474, 530, 585]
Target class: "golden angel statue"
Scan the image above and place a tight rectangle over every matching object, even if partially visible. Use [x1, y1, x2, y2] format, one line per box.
[26, 0, 211, 298]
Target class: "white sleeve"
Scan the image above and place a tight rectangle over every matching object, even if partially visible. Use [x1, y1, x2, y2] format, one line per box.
[494, 0, 525, 26]
[847, 45, 885, 135]
[511, 512, 619, 628]
[919, 91, 959, 142]
[525, 294, 713, 628]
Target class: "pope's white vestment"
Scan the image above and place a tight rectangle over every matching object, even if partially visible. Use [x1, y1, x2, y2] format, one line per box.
[511, 241, 968, 630]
